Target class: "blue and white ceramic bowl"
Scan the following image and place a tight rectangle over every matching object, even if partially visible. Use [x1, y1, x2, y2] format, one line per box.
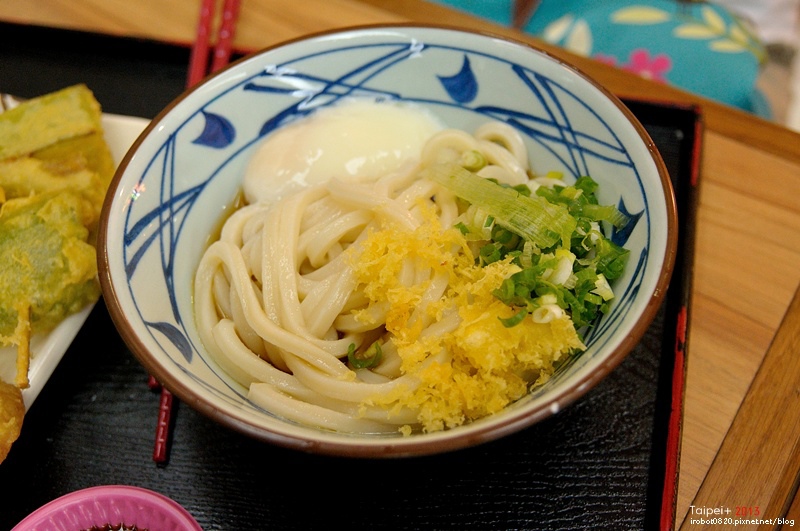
[98, 25, 677, 457]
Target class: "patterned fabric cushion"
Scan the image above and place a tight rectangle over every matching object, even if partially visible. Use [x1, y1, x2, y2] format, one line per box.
[433, 0, 769, 116]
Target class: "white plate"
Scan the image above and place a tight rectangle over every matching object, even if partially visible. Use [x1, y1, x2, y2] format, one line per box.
[0, 113, 149, 409]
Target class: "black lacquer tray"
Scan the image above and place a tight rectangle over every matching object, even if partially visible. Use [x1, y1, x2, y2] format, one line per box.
[0, 23, 701, 531]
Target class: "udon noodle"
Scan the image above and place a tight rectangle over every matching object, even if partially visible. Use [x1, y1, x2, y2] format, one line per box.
[194, 102, 604, 435]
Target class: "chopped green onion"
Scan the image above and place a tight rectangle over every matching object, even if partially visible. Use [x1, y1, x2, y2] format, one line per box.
[593, 238, 630, 280]
[425, 163, 577, 249]
[460, 150, 487, 171]
[534, 175, 628, 230]
[581, 204, 629, 229]
[518, 241, 536, 268]
[498, 308, 528, 328]
[428, 163, 628, 331]
[573, 175, 598, 195]
[347, 341, 383, 369]
[591, 274, 614, 301]
[479, 242, 503, 265]
[583, 292, 603, 305]
[491, 224, 520, 248]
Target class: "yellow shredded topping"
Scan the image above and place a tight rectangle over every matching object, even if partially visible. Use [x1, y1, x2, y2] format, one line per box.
[351, 206, 585, 433]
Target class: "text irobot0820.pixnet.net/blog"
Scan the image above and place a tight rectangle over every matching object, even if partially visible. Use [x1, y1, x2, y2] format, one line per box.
[688, 505, 795, 527]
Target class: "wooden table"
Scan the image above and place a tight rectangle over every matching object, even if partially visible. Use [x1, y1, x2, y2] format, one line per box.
[2, 1, 800, 528]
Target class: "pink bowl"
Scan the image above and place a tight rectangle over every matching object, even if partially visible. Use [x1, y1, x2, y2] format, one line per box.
[12, 485, 202, 531]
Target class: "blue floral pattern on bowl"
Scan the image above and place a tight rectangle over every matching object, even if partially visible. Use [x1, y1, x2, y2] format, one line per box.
[102, 26, 673, 448]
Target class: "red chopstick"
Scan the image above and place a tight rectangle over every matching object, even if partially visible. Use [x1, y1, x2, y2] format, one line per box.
[186, 0, 216, 87]
[210, 0, 242, 74]
[186, 0, 241, 87]
[152, 0, 242, 465]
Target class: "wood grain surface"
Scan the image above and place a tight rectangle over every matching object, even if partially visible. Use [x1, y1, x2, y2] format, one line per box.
[2, 0, 800, 526]
[683, 285, 800, 529]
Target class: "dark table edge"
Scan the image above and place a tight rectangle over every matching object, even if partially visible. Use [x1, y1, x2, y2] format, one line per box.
[622, 98, 703, 531]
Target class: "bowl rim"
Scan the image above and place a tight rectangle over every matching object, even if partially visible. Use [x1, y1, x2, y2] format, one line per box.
[11, 485, 202, 530]
[97, 22, 679, 458]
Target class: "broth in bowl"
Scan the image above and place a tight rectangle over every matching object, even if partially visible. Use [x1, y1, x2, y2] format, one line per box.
[98, 25, 676, 456]
[195, 97, 632, 436]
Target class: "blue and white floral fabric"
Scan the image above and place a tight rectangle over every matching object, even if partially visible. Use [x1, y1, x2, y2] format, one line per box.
[433, 0, 769, 116]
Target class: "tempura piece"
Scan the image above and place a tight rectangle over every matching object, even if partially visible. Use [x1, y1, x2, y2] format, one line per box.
[0, 84, 113, 348]
[0, 191, 100, 342]
[12, 301, 31, 390]
[0, 84, 104, 160]
[0, 304, 30, 464]
[0, 84, 113, 463]
[0, 379, 24, 462]
[0, 85, 115, 235]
